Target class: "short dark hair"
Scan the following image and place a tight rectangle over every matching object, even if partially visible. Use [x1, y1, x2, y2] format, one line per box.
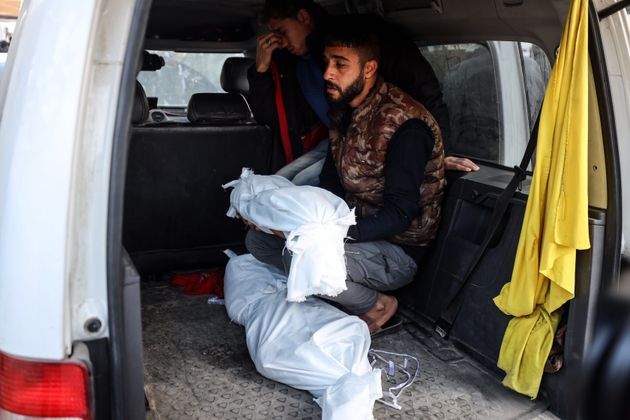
[324, 15, 381, 65]
[260, 0, 322, 23]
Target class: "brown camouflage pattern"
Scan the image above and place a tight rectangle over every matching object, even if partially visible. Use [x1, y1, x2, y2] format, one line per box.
[329, 77, 445, 246]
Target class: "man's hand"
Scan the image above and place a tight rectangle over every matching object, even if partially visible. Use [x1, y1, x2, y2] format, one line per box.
[444, 156, 480, 172]
[255, 32, 288, 73]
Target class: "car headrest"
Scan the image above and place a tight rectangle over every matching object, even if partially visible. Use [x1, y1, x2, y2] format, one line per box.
[187, 93, 252, 123]
[132, 81, 149, 124]
[220, 57, 255, 95]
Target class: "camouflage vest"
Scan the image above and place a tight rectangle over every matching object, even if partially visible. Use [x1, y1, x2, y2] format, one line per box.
[329, 78, 445, 246]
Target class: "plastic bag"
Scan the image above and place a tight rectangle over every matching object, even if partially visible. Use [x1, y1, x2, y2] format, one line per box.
[223, 168, 356, 301]
[224, 253, 382, 420]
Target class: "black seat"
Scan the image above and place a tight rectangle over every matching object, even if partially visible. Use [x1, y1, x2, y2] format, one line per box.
[132, 80, 149, 125]
[124, 89, 272, 274]
[220, 57, 255, 96]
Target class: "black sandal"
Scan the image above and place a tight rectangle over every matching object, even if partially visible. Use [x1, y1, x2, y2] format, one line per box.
[370, 314, 403, 340]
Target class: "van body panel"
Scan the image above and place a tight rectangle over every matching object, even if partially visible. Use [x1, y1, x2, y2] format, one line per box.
[0, 0, 136, 360]
[0, 0, 99, 359]
[588, 62, 608, 209]
[67, 0, 136, 345]
[594, 2, 630, 257]
[491, 41, 531, 165]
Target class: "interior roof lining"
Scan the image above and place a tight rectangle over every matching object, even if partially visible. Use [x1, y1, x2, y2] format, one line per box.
[144, 0, 567, 59]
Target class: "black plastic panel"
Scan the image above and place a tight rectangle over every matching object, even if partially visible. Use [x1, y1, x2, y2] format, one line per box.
[398, 175, 527, 365]
[123, 125, 273, 273]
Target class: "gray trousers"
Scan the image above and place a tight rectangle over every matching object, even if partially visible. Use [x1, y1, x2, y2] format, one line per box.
[245, 229, 418, 314]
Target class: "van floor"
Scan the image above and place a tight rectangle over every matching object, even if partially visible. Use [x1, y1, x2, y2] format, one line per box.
[142, 280, 558, 420]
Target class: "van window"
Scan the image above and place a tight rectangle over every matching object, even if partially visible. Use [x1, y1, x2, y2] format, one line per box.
[137, 51, 244, 107]
[421, 43, 500, 162]
[520, 42, 552, 127]
[420, 41, 550, 167]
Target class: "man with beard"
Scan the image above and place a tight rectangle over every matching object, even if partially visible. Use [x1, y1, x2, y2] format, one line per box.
[248, 0, 477, 185]
[245, 17, 445, 333]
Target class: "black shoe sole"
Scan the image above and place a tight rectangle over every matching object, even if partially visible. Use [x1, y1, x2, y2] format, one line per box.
[370, 315, 403, 340]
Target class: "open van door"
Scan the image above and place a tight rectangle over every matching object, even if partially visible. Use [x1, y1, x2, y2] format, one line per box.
[0, 0, 151, 418]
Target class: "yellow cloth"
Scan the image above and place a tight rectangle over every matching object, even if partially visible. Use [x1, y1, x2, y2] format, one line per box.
[493, 0, 589, 399]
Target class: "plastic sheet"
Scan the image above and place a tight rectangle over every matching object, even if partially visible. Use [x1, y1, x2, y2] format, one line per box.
[224, 253, 382, 420]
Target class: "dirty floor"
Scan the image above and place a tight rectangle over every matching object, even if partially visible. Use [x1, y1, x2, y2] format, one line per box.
[142, 282, 558, 420]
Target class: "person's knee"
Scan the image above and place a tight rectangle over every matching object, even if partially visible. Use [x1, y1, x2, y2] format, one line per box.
[244, 228, 288, 271]
[245, 228, 285, 256]
[244, 229, 266, 257]
[344, 241, 417, 291]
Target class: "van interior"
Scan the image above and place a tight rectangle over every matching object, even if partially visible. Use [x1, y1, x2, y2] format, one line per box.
[117, 0, 605, 418]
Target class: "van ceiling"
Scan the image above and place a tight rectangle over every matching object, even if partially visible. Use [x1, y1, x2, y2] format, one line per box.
[146, 0, 570, 57]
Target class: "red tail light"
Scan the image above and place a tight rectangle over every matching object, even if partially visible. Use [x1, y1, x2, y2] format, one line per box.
[0, 351, 91, 419]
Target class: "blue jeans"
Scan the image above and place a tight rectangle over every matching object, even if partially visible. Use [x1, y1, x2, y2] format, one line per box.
[275, 140, 329, 186]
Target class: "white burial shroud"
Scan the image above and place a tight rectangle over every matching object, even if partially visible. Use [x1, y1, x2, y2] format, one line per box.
[223, 168, 356, 302]
[224, 253, 383, 420]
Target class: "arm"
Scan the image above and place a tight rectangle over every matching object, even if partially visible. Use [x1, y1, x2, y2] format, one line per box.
[347, 119, 435, 242]
[246, 32, 288, 128]
[318, 144, 345, 199]
[247, 65, 279, 128]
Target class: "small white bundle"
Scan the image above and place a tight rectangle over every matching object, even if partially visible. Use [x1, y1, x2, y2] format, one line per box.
[223, 168, 356, 301]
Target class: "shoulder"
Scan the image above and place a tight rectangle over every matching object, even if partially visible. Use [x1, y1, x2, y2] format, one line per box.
[381, 82, 419, 108]
[376, 83, 424, 120]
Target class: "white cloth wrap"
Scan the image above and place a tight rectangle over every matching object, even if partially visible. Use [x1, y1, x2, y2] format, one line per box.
[224, 254, 382, 420]
[222, 168, 294, 220]
[223, 168, 356, 301]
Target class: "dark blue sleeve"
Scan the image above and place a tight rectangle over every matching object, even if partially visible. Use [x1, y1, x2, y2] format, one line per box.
[347, 119, 434, 242]
[318, 143, 345, 199]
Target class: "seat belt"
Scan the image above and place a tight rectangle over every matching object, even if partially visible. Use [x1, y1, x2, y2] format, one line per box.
[270, 61, 294, 163]
[434, 115, 540, 339]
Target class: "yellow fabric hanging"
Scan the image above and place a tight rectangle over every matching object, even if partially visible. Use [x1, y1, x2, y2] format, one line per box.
[493, 0, 589, 399]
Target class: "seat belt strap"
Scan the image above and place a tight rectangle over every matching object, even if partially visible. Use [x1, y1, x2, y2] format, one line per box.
[434, 115, 540, 339]
[270, 61, 294, 163]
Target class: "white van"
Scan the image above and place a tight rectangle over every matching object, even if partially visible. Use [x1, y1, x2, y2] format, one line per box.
[1, 0, 629, 419]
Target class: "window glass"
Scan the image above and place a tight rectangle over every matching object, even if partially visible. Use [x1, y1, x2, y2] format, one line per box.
[520, 42, 551, 127]
[420, 42, 550, 167]
[420, 43, 500, 162]
[137, 51, 244, 107]
[0, 18, 16, 80]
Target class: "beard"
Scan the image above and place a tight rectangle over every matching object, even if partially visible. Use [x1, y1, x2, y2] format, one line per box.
[325, 70, 365, 111]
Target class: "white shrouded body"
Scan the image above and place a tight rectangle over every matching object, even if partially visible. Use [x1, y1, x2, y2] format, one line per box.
[223, 168, 356, 301]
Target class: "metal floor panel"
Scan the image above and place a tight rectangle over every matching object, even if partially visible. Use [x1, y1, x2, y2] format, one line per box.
[142, 282, 558, 420]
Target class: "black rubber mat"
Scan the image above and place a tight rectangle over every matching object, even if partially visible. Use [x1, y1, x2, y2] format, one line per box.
[142, 282, 558, 419]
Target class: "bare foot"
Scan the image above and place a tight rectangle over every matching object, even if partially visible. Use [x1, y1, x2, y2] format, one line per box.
[358, 293, 398, 334]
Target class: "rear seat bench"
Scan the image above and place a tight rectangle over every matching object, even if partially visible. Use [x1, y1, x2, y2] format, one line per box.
[123, 80, 273, 274]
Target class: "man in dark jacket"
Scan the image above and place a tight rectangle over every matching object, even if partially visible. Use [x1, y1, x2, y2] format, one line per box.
[248, 0, 479, 177]
[248, 0, 329, 181]
[246, 17, 446, 333]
